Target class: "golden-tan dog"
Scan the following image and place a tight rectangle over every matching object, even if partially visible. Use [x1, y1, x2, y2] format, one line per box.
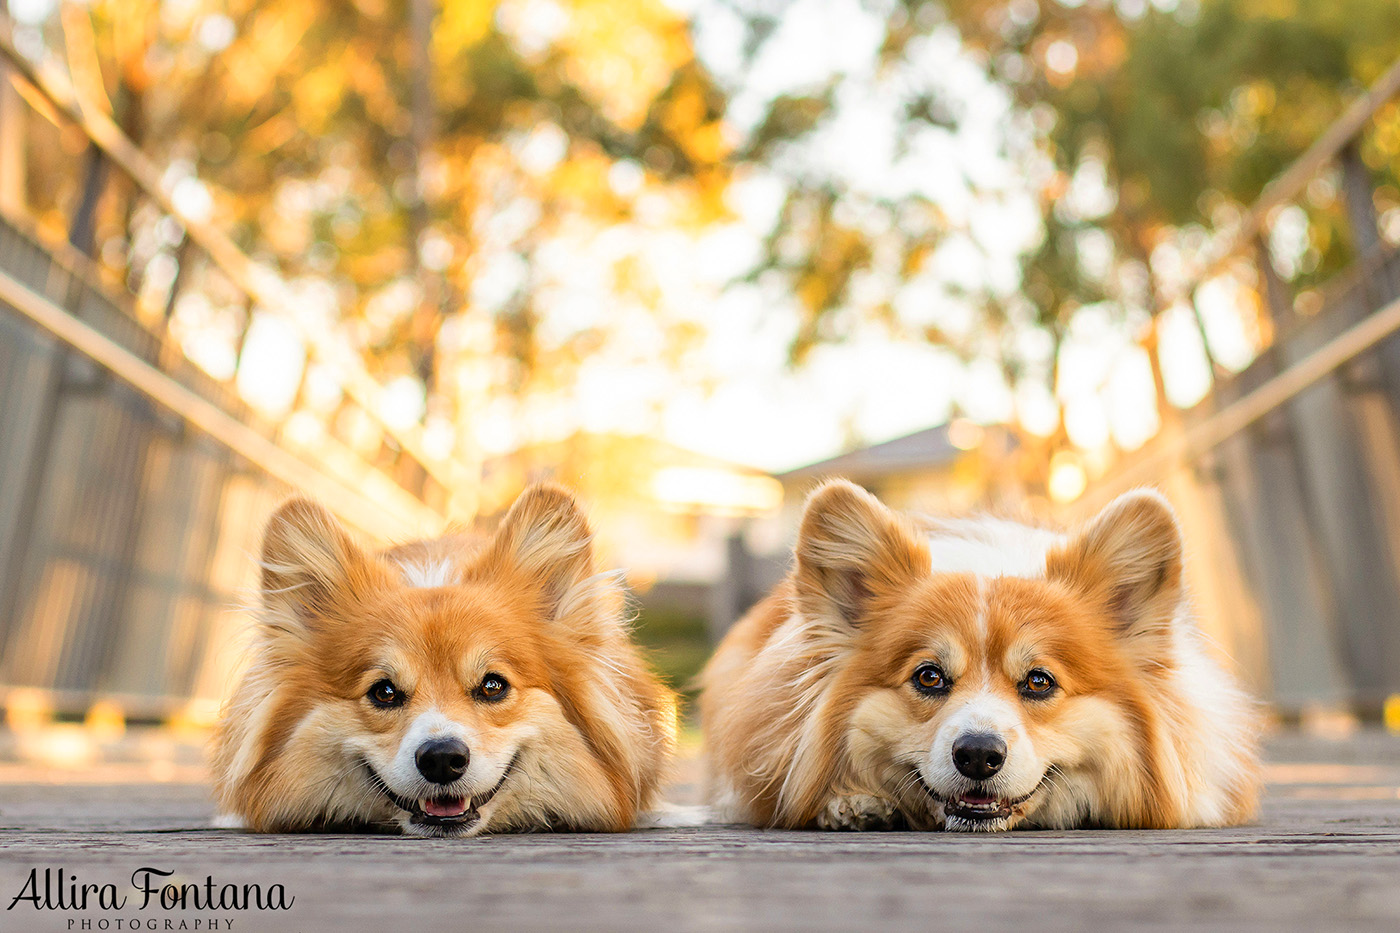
[212, 484, 675, 836]
[701, 480, 1260, 831]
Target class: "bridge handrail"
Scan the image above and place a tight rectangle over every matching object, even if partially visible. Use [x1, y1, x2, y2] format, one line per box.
[0, 262, 439, 539]
[0, 20, 465, 519]
[1081, 290, 1400, 510]
[1078, 55, 1400, 512]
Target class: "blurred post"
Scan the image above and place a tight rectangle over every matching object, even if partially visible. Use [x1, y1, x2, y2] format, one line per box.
[408, 0, 438, 380]
[1341, 143, 1400, 306]
[709, 531, 752, 644]
[68, 146, 106, 255]
[0, 1, 23, 214]
[1255, 236, 1294, 328]
[400, 0, 437, 500]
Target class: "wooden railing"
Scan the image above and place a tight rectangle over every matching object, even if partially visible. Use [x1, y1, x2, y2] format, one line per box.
[0, 19, 468, 536]
[1081, 55, 1400, 512]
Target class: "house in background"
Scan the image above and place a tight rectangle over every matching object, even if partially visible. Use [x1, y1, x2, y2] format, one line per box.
[773, 419, 1023, 518]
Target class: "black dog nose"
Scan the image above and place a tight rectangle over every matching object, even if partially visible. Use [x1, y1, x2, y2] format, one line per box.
[415, 738, 469, 785]
[952, 732, 1007, 780]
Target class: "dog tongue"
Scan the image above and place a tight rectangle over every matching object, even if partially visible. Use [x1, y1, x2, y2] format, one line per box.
[960, 793, 999, 805]
[424, 797, 467, 817]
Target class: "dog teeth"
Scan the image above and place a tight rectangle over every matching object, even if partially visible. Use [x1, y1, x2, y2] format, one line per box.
[421, 796, 470, 817]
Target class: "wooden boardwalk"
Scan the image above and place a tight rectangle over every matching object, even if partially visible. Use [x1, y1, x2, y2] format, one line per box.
[0, 731, 1398, 931]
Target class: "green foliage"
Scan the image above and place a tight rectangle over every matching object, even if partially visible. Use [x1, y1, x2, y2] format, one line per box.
[949, 0, 1400, 309]
[631, 604, 710, 718]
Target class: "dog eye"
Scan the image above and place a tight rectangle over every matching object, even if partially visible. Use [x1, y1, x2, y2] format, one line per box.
[1020, 669, 1057, 698]
[367, 679, 405, 708]
[476, 674, 510, 702]
[911, 664, 950, 695]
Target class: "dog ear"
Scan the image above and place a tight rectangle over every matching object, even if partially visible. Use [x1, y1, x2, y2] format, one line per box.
[260, 498, 369, 628]
[794, 480, 928, 628]
[1047, 489, 1184, 641]
[486, 484, 596, 617]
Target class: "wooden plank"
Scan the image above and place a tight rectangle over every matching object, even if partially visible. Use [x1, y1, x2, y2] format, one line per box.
[0, 734, 1397, 931]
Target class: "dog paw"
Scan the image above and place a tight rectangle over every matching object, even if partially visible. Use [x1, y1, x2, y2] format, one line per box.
[816, 794, 899, 831]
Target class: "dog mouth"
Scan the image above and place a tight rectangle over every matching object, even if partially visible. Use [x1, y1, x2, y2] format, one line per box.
[914, 769, 1046, 828]
[362, 753, 519, 833]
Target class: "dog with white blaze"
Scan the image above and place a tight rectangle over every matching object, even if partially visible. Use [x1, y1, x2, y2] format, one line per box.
[212, 484, 676, 837]
[700, 479, 1261, 831]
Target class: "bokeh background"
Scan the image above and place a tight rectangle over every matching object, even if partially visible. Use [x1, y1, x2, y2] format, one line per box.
[3, 0, 1400, 772]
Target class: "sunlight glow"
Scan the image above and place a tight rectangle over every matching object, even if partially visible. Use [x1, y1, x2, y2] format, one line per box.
[651, 467, 782, 515]
[947, 419, 985, 451]
[1158, 304, 1214, 409]
[1048, 451, 1088, 503]
[235, 313, 306, 416]
[1106, 348, 1161, 451]
[1196, 275, 1263, 372]
[1064, 395, 1110, 450]
[379, 375, 428, 432]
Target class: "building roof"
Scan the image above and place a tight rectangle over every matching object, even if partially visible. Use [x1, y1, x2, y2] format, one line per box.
[777, 424, 960, 482]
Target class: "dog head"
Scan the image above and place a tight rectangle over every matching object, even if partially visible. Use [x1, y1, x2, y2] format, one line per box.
[793, 480, 1184, 831]
[220, 484, 673, 836]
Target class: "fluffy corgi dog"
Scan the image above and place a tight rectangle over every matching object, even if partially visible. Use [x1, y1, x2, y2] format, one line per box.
[701, 480, 1260, 832]
[212, 484, 675, 837]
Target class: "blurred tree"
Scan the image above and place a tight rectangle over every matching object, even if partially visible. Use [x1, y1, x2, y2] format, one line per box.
[16, 0, 1400, 494]
[724, 0, 1400, 458]
[948, 0, 1400, 307]
[23, 0, 733, 501]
